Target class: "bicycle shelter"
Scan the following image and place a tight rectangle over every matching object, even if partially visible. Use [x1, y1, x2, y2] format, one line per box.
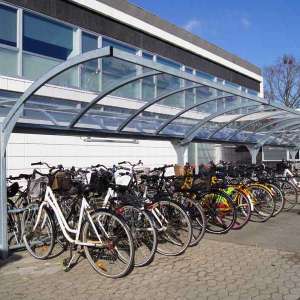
[1, 46, 300, 258]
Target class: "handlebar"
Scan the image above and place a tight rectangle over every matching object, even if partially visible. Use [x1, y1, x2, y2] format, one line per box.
[151, 164, 174, 172]
[118, 160, 143, 167]
[90, 164, 108, 170]
[31, 161, 63, 171]
[8, 174, 31, 180]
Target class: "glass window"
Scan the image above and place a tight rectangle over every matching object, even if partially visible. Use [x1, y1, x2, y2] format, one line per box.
[248, 89, 259, 96]
[225, 80, 241, 90]
[185, 67, 193, 74]
[102, 38, 139, 99]
[184, 68, 194, 107]
[102, 38, 136, 54]
[0, 47, 18, 77]
[142, 52, 154, 61]
[142, 52, 155, 101]
[23, 13, 73, 60]
[81, 32, 99, 91]
[0, 4, 17, 47]
[196, 70, 215, 81]
[23, 52, 61, 80]
[156, 57, 183, 108]
[82, 32, 97, 53]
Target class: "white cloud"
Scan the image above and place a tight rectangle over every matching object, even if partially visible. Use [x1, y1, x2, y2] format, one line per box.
[241, 17, 251, 29]
[183, 19, 201, 32]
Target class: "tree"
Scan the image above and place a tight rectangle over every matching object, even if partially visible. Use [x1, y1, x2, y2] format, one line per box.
[264, 54, 300, 108]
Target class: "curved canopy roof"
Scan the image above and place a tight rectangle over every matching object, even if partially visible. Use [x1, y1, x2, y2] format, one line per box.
[1, 46, 300, 150]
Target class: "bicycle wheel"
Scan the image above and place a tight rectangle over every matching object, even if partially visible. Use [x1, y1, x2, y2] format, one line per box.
[151, 200, 192, 256]
[279, 180, 298, 211]
[121, 205, 157, 267]
[247, 184, 275, 222]
[230, 188, 251, 230]
[173, 193, 206, 246]
[268, 183, 285, 216]
[22, 203, 55, 259]
[198, 190, 236, 234]
[7, 201, 22, 248]
[82, 209, 135, 278]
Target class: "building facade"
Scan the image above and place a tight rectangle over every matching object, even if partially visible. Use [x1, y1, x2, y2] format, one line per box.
[0, 0, 264, 174]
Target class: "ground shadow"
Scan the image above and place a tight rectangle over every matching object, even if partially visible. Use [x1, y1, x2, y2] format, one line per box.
[0, 252, 23, 270]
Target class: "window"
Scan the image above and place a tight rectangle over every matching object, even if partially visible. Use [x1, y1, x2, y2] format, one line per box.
[23, 13, 77, 87]
[102, 38, 139, 99]
[184, 67, 195, 107]
[0, 4, 18, 77]
[225, 80, 241, 90]
[103, 38, 136, 54]
[142, 52, 155, 101]
[156, 57, 183, 108]
[0, 4, 17, 47]
[81, 32, 99, 91]
[23, 13, 73, 60]
[196, 70, 215, 81]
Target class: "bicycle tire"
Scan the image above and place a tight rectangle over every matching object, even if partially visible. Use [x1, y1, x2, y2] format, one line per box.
[197, 190, 237, 234]
[230, 188, 251, 230]
[278, 180, 298, 211]
[82, 209, 135, 278]
[247, 184, 275, 222]
[121, 205, 157, 267]
[268, 183, 285, 216]
[22, 203, 55, 259]
[173, 193, 206, 246]
[7, 200, 22, 248]
[151, 200, 192, 256]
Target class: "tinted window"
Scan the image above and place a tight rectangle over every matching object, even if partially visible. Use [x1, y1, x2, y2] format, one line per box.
[0, 4, 17, 47]
[102, 38, 136, 54]
[82, 32, 97, 53]
[23, 13, 73, 60]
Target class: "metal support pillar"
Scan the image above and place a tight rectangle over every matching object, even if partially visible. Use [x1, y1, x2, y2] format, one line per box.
[246, 145, 260, 164]
[0, 126, 8, 259]
[288, 148, 298, 171]
[289, 148, 298, 161]
[172, 141, 188, 165]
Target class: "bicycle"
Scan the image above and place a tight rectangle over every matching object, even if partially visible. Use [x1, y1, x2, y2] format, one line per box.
[22, 162, 135, 278]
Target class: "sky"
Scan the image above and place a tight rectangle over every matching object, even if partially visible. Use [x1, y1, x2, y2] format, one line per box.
[129, 0, 300, 69]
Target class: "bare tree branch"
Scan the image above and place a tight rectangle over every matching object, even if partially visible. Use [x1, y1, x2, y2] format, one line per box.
[264, 55, 300, 108]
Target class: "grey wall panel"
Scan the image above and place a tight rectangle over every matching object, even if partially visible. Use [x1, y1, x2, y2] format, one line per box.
[3, 0, 260, 91]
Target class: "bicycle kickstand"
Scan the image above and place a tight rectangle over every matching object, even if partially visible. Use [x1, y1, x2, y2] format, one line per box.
[62, 244, 84, 272]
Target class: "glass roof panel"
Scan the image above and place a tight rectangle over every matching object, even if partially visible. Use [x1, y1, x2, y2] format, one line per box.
[2, 47, 300, 148]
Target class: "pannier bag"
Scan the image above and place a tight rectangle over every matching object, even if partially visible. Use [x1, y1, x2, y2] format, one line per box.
[51, 171, 73, 192]
[29, 176, 49, 199]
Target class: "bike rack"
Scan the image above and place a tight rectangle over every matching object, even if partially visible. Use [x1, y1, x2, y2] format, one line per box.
[1, 46, 299, 258]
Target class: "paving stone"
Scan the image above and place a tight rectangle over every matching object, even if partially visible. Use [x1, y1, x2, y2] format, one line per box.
[1, 237, 300, 300]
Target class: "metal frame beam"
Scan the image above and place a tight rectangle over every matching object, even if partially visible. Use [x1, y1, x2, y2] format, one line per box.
[112, 49, 300, 117]
[69, 70, 161, 128]
[3, 47, 112, 149]
[255, 119, 300, 148]
[181, 104, 259, 145]
[117, 84, 203, 131]
[226, 111, 290, 141]
[207, 106, 273, 139]
[156, 95, 233, 134]
[244, 116, 300, 143]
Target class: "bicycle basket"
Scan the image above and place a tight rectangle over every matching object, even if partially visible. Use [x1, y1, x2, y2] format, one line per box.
[29, 176, 48, 199]
[52, 171, 73, 192]
[90, 170, 112, 194]
[7, 182, 19, 198]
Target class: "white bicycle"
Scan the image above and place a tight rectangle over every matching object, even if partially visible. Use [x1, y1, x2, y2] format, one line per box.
[22, 163, 135, 278]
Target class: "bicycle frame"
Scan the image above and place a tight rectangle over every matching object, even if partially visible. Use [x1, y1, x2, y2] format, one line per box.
[34, 186, 105, 247]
